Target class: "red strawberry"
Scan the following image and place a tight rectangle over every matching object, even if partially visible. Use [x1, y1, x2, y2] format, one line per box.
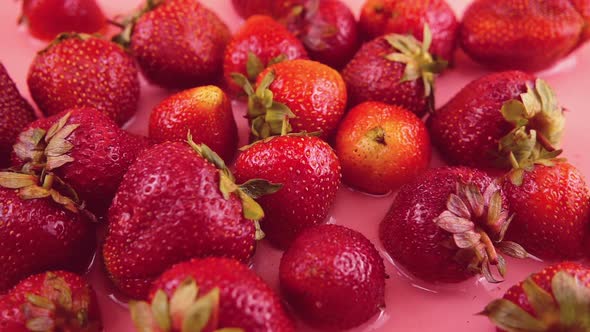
[335, 101, 431, 195]
[502, 162, 590, 260]
[231, 0, 304, 18]
[482, 262, 590, 332]
[27, 34, 139, 126]
[359, 0, 459, 62]
[130, 257, 295, 332]
[224, 15, 308, 94]
[460, 0, 587, 71]
[0, 63, 35, 167]
[279, 224, 386, 330]
[103, 139, 279, 299]
[20, 0, 106, 41]
[149, 85, 238, 163]
[571, 0, 590, 42]
[428, 71, 565, 170]
[114, 0, 230, 89]
[342, 27, 447, 116]
[234, 134, 341, 249]
[0, 271, 101, 331]
[380, 167, 530, 283]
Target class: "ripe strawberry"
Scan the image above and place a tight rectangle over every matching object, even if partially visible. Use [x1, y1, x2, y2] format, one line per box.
[342, 26, 447, 116]
[0, 63, 35, 167]
[20, 0, 106, 41]
[428, 71, 565, 170]
[460, 0, 587, 71]
[571, 0, 590, 42]
[0, 271, 101, 331]
[502, 162, 590, 260]
[114, 0, 230, 89]
[103, 139, 279, 299]
[482, 262, 590, 332]
[149, 85, 238, 163]
[380, 167, 530, 283]
[234, 134, 341, 249]
[335, 101, 431, 195]
[231, 0, 304, 18]
[279, 224, 386, 330]
[27, 34, 139, 126]
[359, 0, 459, 62]
[130, 257, 295, 332]
[224, 15, 307, 95]
[234, 59, 346, 141]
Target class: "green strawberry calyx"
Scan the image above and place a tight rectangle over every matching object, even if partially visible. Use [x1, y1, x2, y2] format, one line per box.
[244, 52, 287, 83]
[111, 0, 164, 48]
[434, 181, 531, 283]
[481, 271, 590, 331]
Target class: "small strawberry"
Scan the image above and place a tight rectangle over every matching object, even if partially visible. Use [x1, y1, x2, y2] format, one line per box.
[335, 101, 431, 195]
[380, 167, 531, 283]
[233, 59, 347, 141]
[20, 0, 106, 41]
[279, 224, 386, 330]
[234, 134, 341, 249]
[358, 0, 459, 62]
[27, 33, 139, 126]
[149, 85, 238, 163]
[231, 0, 304, 18]
[103, 138, 280, 299]
[0, 271, 101, 331]
[460, 0, 588, 71]
[0, 63, 35, 167]
[114, 0, 230, 89]
[342, 26, 447, 116]
[482, 262, 590, 332]
[130, 257, 295, 332]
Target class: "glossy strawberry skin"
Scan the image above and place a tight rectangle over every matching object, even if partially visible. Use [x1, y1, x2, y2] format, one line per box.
[103, 142, 256, 299]
[359, 0, 459, 61]
[342, 36, 428, 116]
[502, 162, 590, 260]
[231, 0, 304, 18]
[428, 71, 534, 169]
[130, 0, 230, 89]
[151, 257, 295, 332]
[234, 135, 341, 249]
[22, 0, 106, 41]
[279, 224, 386, 330]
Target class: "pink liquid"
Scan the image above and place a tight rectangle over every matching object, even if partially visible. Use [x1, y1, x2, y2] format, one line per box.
[1, 0, 590, 331]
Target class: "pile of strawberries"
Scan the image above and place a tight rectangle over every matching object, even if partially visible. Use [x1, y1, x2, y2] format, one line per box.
[1, 0, 590, 331]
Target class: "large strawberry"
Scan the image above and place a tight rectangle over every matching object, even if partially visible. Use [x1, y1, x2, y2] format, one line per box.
[130, 257, 295, 332]
[234, 134, 341, 249]
[380, 167, 530, 283]
[460, 0, 588, 71]
[0, 271, 101, 331]
[231, 0, 304, 18]
[103, 138, 279, 299]
[482, 262, 590, 332]
[114, 0, 230, 89]
[342, 26, 447, 116]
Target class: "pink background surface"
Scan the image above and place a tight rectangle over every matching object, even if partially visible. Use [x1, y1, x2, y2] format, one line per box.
[1, 0, 590, 331]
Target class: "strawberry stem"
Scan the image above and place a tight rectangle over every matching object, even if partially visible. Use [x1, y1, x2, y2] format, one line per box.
[536, 131, 556, 152]
[106, 19, 125, 29]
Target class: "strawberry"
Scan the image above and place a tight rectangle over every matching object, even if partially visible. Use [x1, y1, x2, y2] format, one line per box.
[571, 0, 590, 42]
[231, 0, 304, 18]
[234, 59, 347, 141]
[149, 85, 238, 163]
[0, 63, 35, 167]
[279, 224, 386, 330]
[502, 162, 590, 260]
[428, 71, 565, 170]
[103, 138, 279, 299]
[335, 101, 431, 195]
[20, 0, 106, 41]
[27, 34, 139, 126]
[234, 134, 341, 249]
[342, 26, 447, 117]
[380, 167, 531, 283]
[0, 271, 101, 331]
[130, 257, 295, 332]
[114, 0, 230, 90]
[482, 262, 590, 332]
[358, 0, 459, 62]
[460, 0, 588, 71]
[223, 15, 308, 95]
